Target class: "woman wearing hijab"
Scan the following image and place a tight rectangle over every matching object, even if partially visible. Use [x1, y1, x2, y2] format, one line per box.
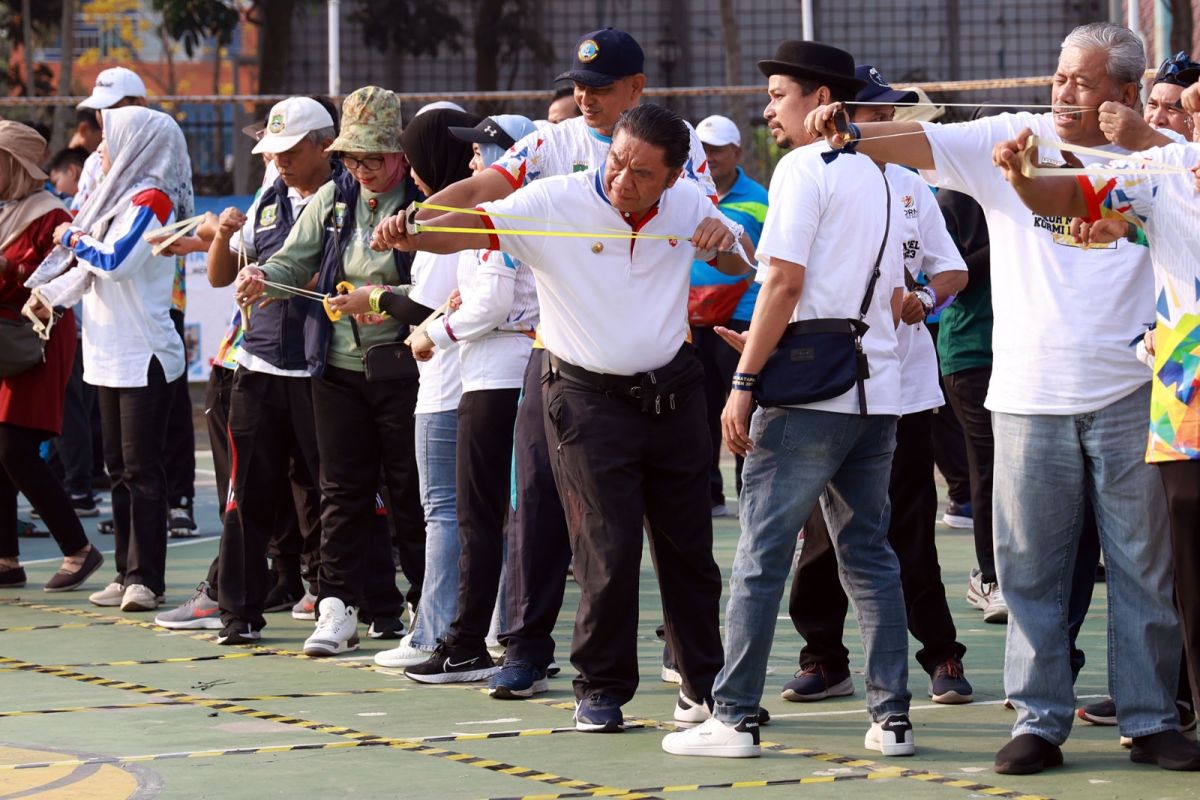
[25, 106, 192, 612]
[0, 122, 102, 592]
[237, 86, 424, 656]
[333, 107, 483, 668]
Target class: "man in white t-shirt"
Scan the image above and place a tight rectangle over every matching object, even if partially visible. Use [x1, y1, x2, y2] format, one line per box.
[805, 22, 1186, 775]
[995, 132, 1200, 771]
[664, 40, 914, 761]
[375, 28, 719, 704]
[380, 104, 750, 734]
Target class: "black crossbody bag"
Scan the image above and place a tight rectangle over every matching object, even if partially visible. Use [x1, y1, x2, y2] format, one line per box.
[753, 173, 891, 416]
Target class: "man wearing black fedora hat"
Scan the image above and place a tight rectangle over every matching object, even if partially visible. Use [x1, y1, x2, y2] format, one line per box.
[663, 41, 915, 759]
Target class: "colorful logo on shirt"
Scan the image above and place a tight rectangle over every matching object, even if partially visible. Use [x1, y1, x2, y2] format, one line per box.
[902, 194, 917, 218]
[572, 163, 588, 173]
[259, 203, 278, 228]
[268, 114, 286, 134]
[668, 238, 679, 247]
[1032, 214, 1115, 250]
[578, 39, 600, 63]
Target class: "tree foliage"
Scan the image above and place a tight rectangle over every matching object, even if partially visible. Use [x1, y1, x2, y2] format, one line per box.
[152, 0, 238, 58]
[349, 0, 465, 58]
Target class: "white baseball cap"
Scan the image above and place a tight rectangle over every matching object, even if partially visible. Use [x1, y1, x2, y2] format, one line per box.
[78, 67, 147, 110]
[416, 100, 466, 116]
[695, 115, 741, 147]
[252, 97, 336, 155]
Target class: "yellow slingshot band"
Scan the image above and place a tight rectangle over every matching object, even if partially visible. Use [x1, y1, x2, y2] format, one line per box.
[410, 201, 689, 241]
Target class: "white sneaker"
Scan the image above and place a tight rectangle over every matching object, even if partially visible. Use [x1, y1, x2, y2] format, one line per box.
[662, 716, 761, 758]
[673, 690, 712, 729]
[965, 568, 988, 610]
[865, 713, 915, 756]
[303, 597, 359, 656]
[374, 633, 431, 668]
[121, 584, 160, 612]
[983, 586, 1009, 624]
[89, 582, 125, 607]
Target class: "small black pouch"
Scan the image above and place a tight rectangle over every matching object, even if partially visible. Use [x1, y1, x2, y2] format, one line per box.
[362, 341, 419, 382]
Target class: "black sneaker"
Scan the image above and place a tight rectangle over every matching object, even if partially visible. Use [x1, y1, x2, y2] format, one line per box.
[404, 641, 498, 684]
[17, 518, 46, 538]
[70, 494, 100, 518]
[367, 615, 406, 640]
[263, 583, 302, 613]
[1130, 729, 1200, 771]
[0, 565, 28, 588]
[216, 621, 262, 645]
[1077, 696, 1116, 726]
[928, 657, 974, 704]
[169, 506, 198, 539]
[98, 519, 115, 536]
[781, 663, 854, 702]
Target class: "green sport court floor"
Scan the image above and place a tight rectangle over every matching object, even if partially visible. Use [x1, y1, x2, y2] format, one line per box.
[1, 451, 1195, 800]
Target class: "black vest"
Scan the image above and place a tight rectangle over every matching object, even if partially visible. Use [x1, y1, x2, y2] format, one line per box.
[239, 174, 317, 371]
[303, 170, 417, 377]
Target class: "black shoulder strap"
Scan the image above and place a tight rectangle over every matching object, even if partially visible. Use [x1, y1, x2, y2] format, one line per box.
[858, 170, 892, 322]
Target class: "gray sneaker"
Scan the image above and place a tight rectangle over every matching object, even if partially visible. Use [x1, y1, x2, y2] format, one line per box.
[291, 591, 317, 620]
[154, 582, 222, 629]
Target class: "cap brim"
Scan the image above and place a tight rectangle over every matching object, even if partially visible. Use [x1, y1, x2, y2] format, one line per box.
[8, 151, 47, 181]
[252, 132, 307, 155]
[698, 135, 739, 147]
[1173, 66, 1200, 85]
[77, 87, 123, 110]
[756, 60, 867, 93]
[858, 87, 920, 106]
[242, 121, 267, 140]
[555, 69, 620, 88]
[447, 124, 515, 150]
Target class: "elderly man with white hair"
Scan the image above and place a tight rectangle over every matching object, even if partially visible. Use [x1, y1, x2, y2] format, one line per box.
[806, 22, 1198, 775]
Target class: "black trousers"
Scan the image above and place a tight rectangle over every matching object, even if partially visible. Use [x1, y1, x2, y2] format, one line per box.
[204, 365, 235, 524]
[50, 345, 96, 498]
[97, 357, 172, 594]
[1158, 460, 1200, 703]
[500, 350, 572, 670]
[165, 309, 195, 510]
[544, 352, 724, 705]
[791, 410, 964, 675]
[927, 324, 970, 507]
[941, 365, 996, 582]
[0, 424, 89, 559]
[310, 366, 421, 615]
[692, 321, 749, 506]
[445, 388, 520, 649]
[217, 369, 321, 628]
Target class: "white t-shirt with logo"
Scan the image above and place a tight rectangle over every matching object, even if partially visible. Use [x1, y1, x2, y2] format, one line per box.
[886, 165, 965, 414]
[478, 169, 743, 375]
[754, 144, 905, 417]
[919, 112, 1154, 414]
[409, 250, 463, 414]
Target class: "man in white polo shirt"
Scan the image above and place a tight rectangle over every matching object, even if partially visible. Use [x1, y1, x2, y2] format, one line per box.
[663, 40, 912, 761]
[376, 104, 749, 734]
[804, 22, 1188, 775]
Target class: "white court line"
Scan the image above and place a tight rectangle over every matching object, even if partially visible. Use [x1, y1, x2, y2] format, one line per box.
[769, 694, 1107, 719]
[19, 535, 219, 566]
[454, 717, 522, 726]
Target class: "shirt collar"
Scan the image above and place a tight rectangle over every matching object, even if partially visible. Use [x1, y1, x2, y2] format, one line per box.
[588, 126, 612, 145]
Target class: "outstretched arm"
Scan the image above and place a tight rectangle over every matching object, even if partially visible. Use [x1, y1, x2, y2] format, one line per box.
[805, 103, 934, 170]
[992, 127, 1087, 218]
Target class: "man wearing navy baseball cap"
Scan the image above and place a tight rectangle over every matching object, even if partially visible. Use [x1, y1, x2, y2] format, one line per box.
[555, 27, 646, 135]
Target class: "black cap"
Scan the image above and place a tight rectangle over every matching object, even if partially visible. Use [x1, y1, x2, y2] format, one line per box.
[853, 65, 918, 105]
[448, 116, 517, 150]
[556, 28, 644, 88]
[758, 40, 865, 93]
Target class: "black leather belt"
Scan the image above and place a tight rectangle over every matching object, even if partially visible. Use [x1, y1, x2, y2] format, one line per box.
[546, 352, 645, 397]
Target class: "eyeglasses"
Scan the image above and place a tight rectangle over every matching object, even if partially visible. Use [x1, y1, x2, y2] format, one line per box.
[340, 154, 386, 172]
[1155, 51, 1200, 83]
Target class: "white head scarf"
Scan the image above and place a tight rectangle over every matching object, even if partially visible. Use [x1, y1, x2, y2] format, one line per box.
[26, 106, 192, 288]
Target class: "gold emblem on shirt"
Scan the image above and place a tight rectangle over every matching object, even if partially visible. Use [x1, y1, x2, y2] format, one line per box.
[591, 242, 604, 254]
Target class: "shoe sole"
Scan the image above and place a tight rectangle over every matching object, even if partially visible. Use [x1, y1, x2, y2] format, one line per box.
[216, 633, 261, 645]
[662, 741, 760, 757]
[942, 514, 973, 529]
[995, 753, 1063, 775]
[291, 610, 316, 621]
[154, 617, 224, 630]
[983, 606, 1009, 624]
[43, 553, 105, 593]
[865, 735, 916, 756]
[405, 667, 499, 684]
[930, 689, 974, 705]
[488, 677, 550, 699]
[367, 628, 406, 640]
[661, 666, 682, 684]
[1077, 708, 1118, 726]
[121, 601, 160, 612]
[74, 508, 101, 518]
[575, 719, 625, 733]
[169, 530, 199, 539]
[374, 654, 431, 669]
[965, 584, 987, 610]
[0, 581, 27, 588]
[303, 636, 360, 657]
[781, 676, 855, 702]
[89, 597, 123, 607]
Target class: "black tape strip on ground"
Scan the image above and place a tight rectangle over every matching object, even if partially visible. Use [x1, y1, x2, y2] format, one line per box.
[0, 655, 662, 798]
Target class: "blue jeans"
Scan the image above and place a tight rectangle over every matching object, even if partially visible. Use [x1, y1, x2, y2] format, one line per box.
[714, 407, 910, 723]
[410, 411, 460, 650]
[993, 382, 1180, 743]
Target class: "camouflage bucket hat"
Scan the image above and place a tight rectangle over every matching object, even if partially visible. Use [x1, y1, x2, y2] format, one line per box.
[327, 86, 403, 154]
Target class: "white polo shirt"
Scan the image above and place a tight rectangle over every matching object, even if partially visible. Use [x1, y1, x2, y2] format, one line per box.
[755, 144, 905, 417]
[409, 250, 464, 414]
[919, 112, 1154, 415]
[477, 169, 743, 376]
[886, 165, 966, 414]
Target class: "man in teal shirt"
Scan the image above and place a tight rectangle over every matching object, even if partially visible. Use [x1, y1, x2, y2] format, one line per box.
[689, 114, 768, 513]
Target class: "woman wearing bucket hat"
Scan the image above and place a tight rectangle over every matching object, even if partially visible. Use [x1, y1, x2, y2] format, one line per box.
[236, 86, 426, 657]
[0, 121, 102, 593]
[23, 107, 192, 612]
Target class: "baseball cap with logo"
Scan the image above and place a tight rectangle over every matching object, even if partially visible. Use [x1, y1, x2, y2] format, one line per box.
[252, 97, 336, 155]
[852, 65, 918, 106]
[556, 28, 645, 88]
[78, 67, 147, 110]
[695, 115, 741, 147]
